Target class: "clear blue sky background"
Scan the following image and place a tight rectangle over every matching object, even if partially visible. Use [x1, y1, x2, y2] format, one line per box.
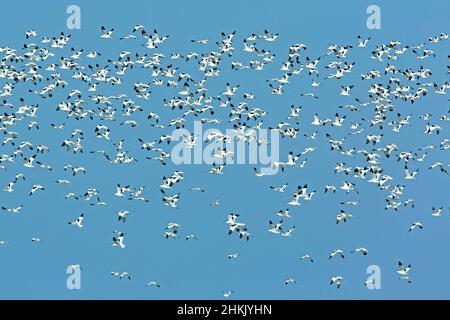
[0, 0, 449, 299]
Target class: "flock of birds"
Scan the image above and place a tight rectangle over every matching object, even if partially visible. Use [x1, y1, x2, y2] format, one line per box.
[0, 24, 449, 297]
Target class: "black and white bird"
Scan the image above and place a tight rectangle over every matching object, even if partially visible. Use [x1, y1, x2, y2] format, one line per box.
[68, 213, 84, 228]
[330, 276, 344, 288]
[285, 278, 296, 285]
[397, 261, 412, 283]
[147, 281, 161, 288]
[100, 26, 114, 39]
[111, 272, 131, 280]
[270, 183, 288, 193]
[409, 221, 423, 232]
[300, 254, 314, 263]
[357, 35, 371, 47]
[117, 210, 130, 223]
[329, 249, 345, 260]
[1, 205, 24, 214]
[351, 247, 368, 255]
[29, 184, 44, 196]
[112, 231, 126, 249]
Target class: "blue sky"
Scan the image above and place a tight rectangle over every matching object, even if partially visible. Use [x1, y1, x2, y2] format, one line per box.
[0, 0, 449, 299]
